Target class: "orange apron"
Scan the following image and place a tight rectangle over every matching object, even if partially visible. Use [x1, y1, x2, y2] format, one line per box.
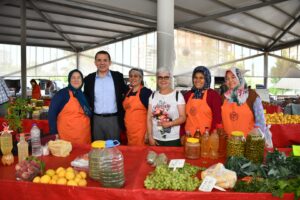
[185, 91, 212, 136]
[221, 100, 254, 136]
[57, 90, 91, 145]
[123, 86, 147, 146]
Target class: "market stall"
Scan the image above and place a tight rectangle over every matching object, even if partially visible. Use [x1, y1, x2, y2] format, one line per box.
[0, 145, 294, 200]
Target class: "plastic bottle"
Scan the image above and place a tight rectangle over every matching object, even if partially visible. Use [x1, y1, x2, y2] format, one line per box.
[194, 128, 201, 140]
[99, 140, 125, 188]
[89, 140, 105, 181]
[17, 134, 29, 163]
[209, 130, 219, 159]
[0, 129, 13, 155]
[1, 127, 14, 165]
[201, 127, 210, 158]
[184, 131, 192, 146]
[30, 123, 42, 157]
[217, 124, 227, 158]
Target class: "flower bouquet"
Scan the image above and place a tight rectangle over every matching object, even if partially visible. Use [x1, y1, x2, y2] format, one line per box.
[152, 107, 171, 138]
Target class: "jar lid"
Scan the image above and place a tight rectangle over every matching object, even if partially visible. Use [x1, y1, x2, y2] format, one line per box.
[231, 131, 244, 137]
[91, 140, 105, 148]
[187, 138, 199, 143]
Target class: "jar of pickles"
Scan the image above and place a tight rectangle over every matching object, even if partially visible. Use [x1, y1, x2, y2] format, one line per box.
[89, 140, 105, 181]
[227, 131, 245, 157]
[245, 127, 265, 163]
[32, 111, 40, 120]
[185, 138, 200, 159]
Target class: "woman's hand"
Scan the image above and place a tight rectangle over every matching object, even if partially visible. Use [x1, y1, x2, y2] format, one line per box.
[148, 135, 159, 146]
[159, 121, 173, 128]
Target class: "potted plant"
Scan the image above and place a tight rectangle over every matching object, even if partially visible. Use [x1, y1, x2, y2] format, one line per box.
[5, 98, 32, 155]
[5, 98, 31, 133]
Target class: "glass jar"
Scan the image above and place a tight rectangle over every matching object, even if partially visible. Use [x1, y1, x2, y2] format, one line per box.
[185, 138, 200, 159]
[227, 131, 245, 157]
[245, 127, 265, 163]
[32, 111, 40, 120]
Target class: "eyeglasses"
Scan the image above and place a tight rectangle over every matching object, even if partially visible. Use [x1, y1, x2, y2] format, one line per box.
[157, 76, 170, 81]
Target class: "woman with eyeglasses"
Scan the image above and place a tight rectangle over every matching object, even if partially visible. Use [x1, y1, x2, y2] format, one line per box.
[222, 67, 267, 136]
[147, 68, 186, 146]
[48, 69, 92, 145]
[184, 66, 222, 136]
[123, 68, 152, 146]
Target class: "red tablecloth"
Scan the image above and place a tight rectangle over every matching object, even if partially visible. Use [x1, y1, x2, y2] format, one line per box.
[0, 145, 294, 200]
[270, 124, 300, 148]
[263, 105, 282, 114]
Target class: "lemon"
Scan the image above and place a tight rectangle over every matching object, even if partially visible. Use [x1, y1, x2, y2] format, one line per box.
[75, 174, 82, 180]
[57, 178, 67, 185]
[66, 167, 74, 172]
[40, 175, 51, 184]
[65, 171, 75, 180]
[79, 171, 87, 179]
[32, 176, 41, 183]
[58, 170, 66, 178]
[46, 169, 55, 177]
[56, 167, 65, 174]
[78, 179, 87, 187]
[74, 177, 81, 184]
[67, 180, 78, 186]
[49, 179, 57, 184]
[52, 175, 59, 181]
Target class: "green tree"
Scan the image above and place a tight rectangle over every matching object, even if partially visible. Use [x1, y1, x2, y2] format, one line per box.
[269, 58, 299, 95]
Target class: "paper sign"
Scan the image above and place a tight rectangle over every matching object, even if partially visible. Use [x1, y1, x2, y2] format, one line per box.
[168, 159, 185, 170]
[214, 185, 226, 192]
[199, 176, 217, 192]
[292, 145, 300, 156]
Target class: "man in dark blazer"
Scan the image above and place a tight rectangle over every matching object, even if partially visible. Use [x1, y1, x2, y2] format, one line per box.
[84, 50, 127, 141]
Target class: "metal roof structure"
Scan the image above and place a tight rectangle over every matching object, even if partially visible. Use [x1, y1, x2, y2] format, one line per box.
[0, 0, 299, 52]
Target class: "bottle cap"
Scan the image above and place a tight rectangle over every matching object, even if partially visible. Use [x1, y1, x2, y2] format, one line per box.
[187, 138, 199, 143]
[91, 140, 105, 148]
[105, 140, 120, 148]
[231, 131, 244, 137]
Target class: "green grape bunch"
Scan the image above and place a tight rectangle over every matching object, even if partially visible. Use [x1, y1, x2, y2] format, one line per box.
[144, 163, 201, 191]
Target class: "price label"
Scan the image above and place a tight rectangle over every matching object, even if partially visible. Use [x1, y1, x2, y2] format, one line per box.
[292, 145, 300, 156]
[168, 159, 185, 170]
[199, 176, 217, 192]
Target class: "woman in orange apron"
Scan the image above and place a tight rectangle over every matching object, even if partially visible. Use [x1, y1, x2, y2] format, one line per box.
[49, 69, 91, 145]
[30, 79, 41, 99]
[184, 66, 222, 136]
[222, 67, 267, 137]
[123, 68, 152, 146]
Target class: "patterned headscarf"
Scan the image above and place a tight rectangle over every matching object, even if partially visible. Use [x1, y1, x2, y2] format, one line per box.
[191, 66, 211, 99]
[224, 67, 249, 105]
[68, 69, 92, 117]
